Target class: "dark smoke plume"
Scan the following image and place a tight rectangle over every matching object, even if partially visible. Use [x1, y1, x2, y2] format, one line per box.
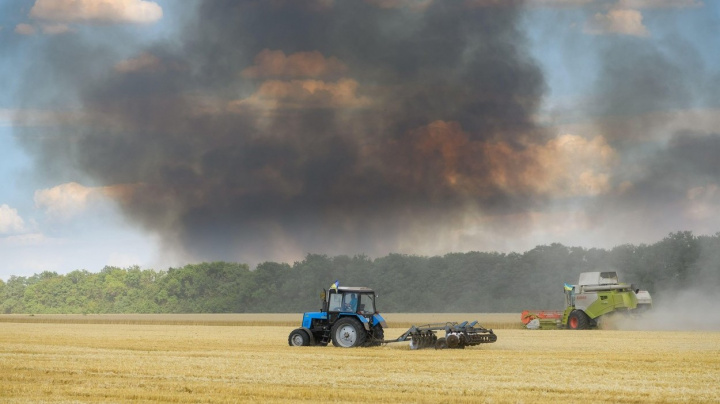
[14, 0, 547, 263]
[584, 26, 720, 242]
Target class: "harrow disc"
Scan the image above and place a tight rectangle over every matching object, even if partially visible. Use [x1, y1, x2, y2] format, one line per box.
[409, 331, 437, 349]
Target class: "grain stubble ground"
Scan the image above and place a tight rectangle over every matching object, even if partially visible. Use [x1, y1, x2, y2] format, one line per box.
[0, 315, 718, 403]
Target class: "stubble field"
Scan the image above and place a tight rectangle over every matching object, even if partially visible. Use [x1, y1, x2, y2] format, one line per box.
[0, 314, 718, 403]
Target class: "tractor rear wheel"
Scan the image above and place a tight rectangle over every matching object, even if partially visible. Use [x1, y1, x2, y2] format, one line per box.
[331, 317, 367, 348]
[365, 325, 384, 347]
[568, 310, 590, 330]
[288, 329, 311, 346]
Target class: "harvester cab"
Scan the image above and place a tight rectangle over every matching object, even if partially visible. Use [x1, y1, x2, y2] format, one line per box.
[522, 271, 652, 330]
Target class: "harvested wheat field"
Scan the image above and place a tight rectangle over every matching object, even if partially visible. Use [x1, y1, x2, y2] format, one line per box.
[0, 314, 719, 403]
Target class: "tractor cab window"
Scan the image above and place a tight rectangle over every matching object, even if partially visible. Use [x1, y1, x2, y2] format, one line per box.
[342, 293, 358, 312]
[329, 293, 343, 311]
[328, 292, 359, 312]
[357, 293, 375, 314]
[328, 291, 376, 313]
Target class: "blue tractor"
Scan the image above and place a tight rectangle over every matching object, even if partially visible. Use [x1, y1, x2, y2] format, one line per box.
[288, 285, 387, 348]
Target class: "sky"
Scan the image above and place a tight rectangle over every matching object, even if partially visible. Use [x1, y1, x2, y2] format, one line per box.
[0, 0, 719, 279]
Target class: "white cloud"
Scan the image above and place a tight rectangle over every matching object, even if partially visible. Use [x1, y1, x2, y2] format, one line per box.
[1, 108, 84, 127]
[525, 134, 616, 196]
[617, 0, 702, 8]
[34, 182, 135, 220]
[0, 232, 47, 246]
[230, 79, 371, 111]
[528, 0, 701, 8]
[0, 204, 26, 234]
[14, 23, 36, 35]
[401, 121, 617, 199]
[115, 52, 165, 73]
[684, 184, 720, 221]
[528, 0, 594, 7]
[477, 133, 617, 197]
[548, 108, 720, 144]
[35, 182, 96, 220]
[29, 0, 163, 25]
[584, 8, 650, 37]
[241, 50, 348, 79]
[41, 23, 73, 35]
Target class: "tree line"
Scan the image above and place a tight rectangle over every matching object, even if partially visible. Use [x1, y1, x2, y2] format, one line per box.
[1, 231, 718, 314]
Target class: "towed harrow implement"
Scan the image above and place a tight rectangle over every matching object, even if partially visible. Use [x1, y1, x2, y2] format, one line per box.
[384, 321, 497, 349]
[288, 283, 498, 349]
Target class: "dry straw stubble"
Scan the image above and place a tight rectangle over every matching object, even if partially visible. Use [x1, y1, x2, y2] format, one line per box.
[0, 314, 718, 403]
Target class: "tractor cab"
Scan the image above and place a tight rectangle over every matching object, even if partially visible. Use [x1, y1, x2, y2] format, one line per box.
[324, 286, 376, 315]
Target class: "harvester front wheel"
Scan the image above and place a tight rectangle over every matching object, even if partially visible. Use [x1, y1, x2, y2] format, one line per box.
[288, 329, 311, 346]
[568, 310, 590, 330]
[331, 317, 366, 348]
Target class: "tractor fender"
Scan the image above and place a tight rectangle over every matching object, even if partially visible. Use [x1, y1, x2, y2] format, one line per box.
[358, 315, 371, 330]
[339, 314, 371, 330]
[372, 314, 388, 329]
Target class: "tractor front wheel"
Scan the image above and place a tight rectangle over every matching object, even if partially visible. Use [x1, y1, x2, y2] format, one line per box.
[568, 310, 590, 330]
[331, 317, 367, 348]
[288, 329, 311, 346]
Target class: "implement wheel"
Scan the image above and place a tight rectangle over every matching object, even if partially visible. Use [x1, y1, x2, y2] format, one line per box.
[568, 310, 590, 330]
[331, 317, 367, 348]
[288, 329, 311, 346]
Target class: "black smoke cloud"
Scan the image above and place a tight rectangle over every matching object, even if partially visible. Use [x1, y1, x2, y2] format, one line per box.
[594, 130, 720, 223]
[593, 30, 720, 220]
[590, 34, 713, 149]
[15, 0, 547, 263]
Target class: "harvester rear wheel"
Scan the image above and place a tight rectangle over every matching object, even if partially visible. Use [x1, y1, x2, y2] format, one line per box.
[288, 329, 311, 346]
[568, 310, 590, 330]
[331, 317, 366, 348]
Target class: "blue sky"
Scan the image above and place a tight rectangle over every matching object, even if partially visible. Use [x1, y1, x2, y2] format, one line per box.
[1, 0, 719, 279]
[0, 0, 184, 278]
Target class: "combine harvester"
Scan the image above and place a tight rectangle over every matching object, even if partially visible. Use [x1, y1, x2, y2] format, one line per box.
[522, 271, 652, 330]
[288, 282, 497, 349]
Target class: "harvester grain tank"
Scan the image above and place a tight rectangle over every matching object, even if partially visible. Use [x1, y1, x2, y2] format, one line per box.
[521, 271, 652, 330]
[288, 282, 497, 349]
